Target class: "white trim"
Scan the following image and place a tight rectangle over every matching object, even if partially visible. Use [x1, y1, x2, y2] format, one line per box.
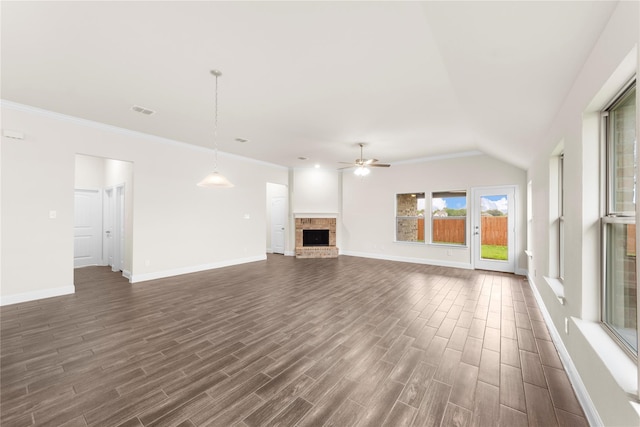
[543, 276, 566, 305]
[284, 250, 295, 257]
[572, 318, 638, 398]
[293, 212, 339, 218]
[0, 100, 287, 170]
[515, 267, 528, 276]
[130, 255, 267, 283]
[0, 286, 75, 306]
[341, 251, 472, 270]
[122, 270, 132, 280]
[527, 274, 603, 427]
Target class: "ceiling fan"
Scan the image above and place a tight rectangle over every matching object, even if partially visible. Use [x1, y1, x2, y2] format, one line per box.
[339, 143, 390, 176]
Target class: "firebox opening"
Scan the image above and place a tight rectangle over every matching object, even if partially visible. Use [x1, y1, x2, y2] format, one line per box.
[303, 229, 330, 247]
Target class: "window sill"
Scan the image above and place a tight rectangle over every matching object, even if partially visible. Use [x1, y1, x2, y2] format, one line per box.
[543, 276, 565, 305]
[573, 318, 638, 399]
[393, 240, 426, 245]
[428, 243, 468, 249]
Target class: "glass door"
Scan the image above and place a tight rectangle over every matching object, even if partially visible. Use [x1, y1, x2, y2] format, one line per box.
[472, 186, 516, 273]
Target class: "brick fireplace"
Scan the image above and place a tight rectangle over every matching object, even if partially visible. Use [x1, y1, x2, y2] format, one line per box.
[295, 217, 339, 258]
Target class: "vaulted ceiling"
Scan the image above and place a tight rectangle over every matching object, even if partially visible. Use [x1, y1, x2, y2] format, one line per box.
[1, 1, 618, 170]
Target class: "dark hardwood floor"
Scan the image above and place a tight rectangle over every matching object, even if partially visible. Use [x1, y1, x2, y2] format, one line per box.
[1, 255, 588, 426]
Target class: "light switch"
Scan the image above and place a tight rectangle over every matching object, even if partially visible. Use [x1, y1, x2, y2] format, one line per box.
[49, 210, 57, 219]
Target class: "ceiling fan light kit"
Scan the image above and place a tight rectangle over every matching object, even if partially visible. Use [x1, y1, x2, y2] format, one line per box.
[339, 142, 390, 176]
[197, 69, 234, 188]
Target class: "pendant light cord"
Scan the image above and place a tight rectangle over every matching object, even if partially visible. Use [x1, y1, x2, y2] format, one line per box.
[213, 70, 220, 172]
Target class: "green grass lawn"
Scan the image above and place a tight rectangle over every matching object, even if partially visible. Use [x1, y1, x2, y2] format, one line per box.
[482, 244, 508, 260]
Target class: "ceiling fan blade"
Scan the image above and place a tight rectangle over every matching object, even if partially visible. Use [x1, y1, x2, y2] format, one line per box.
[364, 158, 378, 165]
[338, 161, 355, 165]
[369, 163, 390, 167]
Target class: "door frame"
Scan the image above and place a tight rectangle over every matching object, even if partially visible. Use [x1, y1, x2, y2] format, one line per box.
[471, 185, 516, 273]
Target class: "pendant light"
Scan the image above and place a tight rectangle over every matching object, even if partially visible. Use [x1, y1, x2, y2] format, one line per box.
[197, 70, 234, 188]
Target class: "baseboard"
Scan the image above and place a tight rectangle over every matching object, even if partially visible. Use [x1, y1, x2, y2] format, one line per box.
[122, 270, 132, 281]
[284, 251, 295, 257]
[130, 255, 267, 283]
[515, 267, 528, 276]
[526, 274, 603, 427]
[0, 285, 75, 306]
[341, 251, 473, 270]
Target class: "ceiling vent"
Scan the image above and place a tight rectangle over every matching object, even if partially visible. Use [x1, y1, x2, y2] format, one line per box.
[131, 105, 155, 115]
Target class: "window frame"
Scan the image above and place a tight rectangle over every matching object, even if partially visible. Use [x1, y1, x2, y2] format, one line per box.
[395, 192, 426, 243]
[559, 153, 565, 281]
[430, 190, 467, 247]
[600, 78, 637, 359]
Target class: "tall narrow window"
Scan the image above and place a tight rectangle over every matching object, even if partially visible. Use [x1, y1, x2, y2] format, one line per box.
[602, 81, 637, 355]
[431, 191, 466, 246]
[396, 193, 425, 242]
[559, 153, 565, 280]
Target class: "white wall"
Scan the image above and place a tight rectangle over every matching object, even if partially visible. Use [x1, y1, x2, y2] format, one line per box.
[341, 153, 527, 271]
[75, 154, 105, 189]
[292, 168, 340, 214]
[1, 103, 288, 304]
[527, 1, 639, 425]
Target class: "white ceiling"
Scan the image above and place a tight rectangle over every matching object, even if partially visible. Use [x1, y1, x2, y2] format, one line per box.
[1, 1, 617, 170]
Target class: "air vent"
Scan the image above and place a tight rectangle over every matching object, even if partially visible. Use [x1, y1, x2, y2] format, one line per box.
[235, 137, 249, 143]
[131, 105, 155, 115]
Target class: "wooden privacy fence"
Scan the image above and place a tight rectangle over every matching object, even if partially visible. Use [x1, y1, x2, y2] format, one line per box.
[481, 216, 508, 246]
[431, 217, 466, 245]
[429, 216, 508, 245]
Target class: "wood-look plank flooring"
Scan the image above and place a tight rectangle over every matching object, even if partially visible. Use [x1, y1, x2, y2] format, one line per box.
[1, 255, 588, 426]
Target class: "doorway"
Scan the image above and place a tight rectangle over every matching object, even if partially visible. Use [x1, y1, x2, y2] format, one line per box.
[74, 154, 133, 279]
[472, 186, 516, 273]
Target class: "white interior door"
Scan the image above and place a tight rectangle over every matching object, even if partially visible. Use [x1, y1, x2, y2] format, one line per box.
[472, 186, 516, 273]
[104, 185, 125, 272]
[74, 189, 102, 267]
[271, 196, 286, 254]
[117, 186, 125, 271]
[104, 188, 115, 268]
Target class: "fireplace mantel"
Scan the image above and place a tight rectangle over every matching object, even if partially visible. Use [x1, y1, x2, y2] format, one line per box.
[293, 212, 339, 219]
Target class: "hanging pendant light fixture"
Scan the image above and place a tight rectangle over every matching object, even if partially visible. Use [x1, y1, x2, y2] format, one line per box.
[197, 69, 234, 188]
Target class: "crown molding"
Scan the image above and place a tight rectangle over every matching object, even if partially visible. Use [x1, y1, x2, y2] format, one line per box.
[0, 99, 288, 170]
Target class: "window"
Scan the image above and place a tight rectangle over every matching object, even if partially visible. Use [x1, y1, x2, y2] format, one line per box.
[559, 153, 565, 280]
[602, 81, 637, 355]
[431, 191, 466, 246]
[396, 193, 425, 242]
